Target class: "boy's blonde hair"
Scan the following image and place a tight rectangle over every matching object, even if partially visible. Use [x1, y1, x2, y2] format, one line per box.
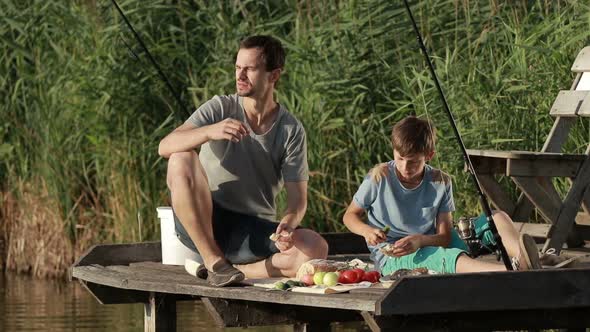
[370, 116, 436, 182]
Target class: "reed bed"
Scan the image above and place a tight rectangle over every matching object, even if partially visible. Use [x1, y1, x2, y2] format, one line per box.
[0, 0, 589, 277]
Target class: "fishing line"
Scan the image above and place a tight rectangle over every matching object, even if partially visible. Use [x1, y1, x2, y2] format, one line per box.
[402, 0, 513, 269]
[110, 0, 187, 122]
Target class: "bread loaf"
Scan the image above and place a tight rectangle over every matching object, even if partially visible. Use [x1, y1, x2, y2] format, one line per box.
[295, 259, 348, 280]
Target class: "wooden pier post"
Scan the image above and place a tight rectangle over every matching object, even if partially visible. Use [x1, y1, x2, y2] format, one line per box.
[144, 292, 176, 332]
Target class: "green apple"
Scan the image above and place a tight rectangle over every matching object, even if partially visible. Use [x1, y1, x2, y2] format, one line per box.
[313, 272, 326, 285]
[323, 272, 339, 287]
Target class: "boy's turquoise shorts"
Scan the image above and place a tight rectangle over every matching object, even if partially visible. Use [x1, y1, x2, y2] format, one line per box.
[381, 214, 496, 275]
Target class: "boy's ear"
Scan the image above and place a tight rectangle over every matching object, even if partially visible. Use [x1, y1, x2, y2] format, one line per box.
[426, 150, 436, 161]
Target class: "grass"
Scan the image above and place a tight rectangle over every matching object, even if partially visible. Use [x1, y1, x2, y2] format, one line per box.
[0, 0, 589, 276]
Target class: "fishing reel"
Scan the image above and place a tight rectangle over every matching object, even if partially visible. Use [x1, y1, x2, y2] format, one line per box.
[456, 217, 487, 258]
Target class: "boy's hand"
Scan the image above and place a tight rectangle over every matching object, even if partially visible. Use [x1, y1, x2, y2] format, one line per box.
[391, 235, 422, 257]
[363, 227, 387, 246]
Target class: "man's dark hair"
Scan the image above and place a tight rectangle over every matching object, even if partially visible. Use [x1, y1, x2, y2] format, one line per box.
[239, 35, 285, 72]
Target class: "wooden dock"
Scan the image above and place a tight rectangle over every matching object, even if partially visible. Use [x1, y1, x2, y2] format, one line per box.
[70, 233, 590, 331]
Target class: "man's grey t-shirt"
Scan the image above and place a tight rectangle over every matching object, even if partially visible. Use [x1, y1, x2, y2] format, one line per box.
[186, 94, 309, 220]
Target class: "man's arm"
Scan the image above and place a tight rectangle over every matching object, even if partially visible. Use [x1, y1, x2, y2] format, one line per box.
[158, 119, 249, 158]
[279, 181, 307, 229]
[273, 181, 307, 251]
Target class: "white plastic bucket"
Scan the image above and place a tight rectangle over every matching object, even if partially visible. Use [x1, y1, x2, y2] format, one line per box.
[156, 207, 200, 265]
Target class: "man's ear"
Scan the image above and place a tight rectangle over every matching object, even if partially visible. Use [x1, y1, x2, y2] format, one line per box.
[426, 150, 436, 161]
[269, 68, 281, 84]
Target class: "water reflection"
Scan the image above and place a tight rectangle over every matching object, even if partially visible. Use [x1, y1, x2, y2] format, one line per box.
[0, 273, 368, 331]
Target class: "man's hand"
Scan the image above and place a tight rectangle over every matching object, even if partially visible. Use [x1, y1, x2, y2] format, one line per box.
[391, 234, 423, 257]
[363, 227, 387, 246]
[206, 118, 249, 142]
[273, 223, 294, 252]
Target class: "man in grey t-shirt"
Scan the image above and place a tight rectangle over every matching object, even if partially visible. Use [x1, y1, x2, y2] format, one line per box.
[158, 35, 328, 286]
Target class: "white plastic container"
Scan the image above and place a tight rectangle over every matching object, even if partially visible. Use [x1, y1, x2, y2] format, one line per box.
[156, 207, 200, 265]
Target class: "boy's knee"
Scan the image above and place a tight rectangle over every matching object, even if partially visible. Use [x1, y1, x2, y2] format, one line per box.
[491, 210, 512, 225]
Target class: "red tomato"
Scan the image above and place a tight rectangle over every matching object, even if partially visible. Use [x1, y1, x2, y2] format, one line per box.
[362, 271, 381, 283]
[351, 268, 365, 281]
[338, 272, 347, 284]
[340, 270, 360, 284]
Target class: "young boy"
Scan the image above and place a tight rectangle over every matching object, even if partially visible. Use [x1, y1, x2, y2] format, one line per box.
[343, 116, 541, 275]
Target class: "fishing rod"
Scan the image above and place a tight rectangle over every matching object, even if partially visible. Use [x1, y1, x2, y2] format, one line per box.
[402, 0, 512, 270]
[110, 0, 187, 121]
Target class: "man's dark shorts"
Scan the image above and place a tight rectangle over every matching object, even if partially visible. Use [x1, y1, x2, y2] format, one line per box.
[174, 202, 280, 265]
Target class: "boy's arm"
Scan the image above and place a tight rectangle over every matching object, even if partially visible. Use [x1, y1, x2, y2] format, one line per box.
[421, 211, 453, 247]
[390, 211, 453, 256]
[343, 201, 386, 246]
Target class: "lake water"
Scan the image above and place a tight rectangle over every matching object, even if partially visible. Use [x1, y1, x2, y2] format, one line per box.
[0, 273, 368, 331]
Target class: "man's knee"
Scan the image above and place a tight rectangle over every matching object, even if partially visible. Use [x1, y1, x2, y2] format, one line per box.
[293, 229, 329, 260]
[166, 151, 198, 190]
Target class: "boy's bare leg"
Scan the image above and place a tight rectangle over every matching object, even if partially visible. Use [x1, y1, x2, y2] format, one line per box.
[455, 254, 505, 273]
[490, 210, 520, 259]
[235, 229, 329, 278]
[457, 211, 540, 272]
[166, 151, 224, 270]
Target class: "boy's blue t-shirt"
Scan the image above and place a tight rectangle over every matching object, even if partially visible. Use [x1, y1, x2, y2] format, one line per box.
[352, 161, 455, 269]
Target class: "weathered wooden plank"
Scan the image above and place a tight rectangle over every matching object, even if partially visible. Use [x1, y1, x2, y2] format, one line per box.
[106, 265, 201, 285]
[79, 280, 149, 304]
[202, 297, 362, 328]
[542, 117, 577, 153]
[144, 292, 176, 332]
[512, 177, 561, 223]
[545, 158, 590, 253]
[512, 192, 534, 222]
[571, 46, 590, 72]
[513, 221, 590, 243]
[507, 158, 583, 177]
[476, 174, 515, 214]
[130, 261, 190, 277]
[376, 268, 590, 316]
[322, 232, 369, 255]
[466, 149, 585, 161]
[72, 242, 161, 268]
[582, 186, 590, 215]
[514, 222, 551, 239]
[364, 307, 590, 332]
[579, 92, 590, 116]
[72, 265, 379, 311]
[72, 231, 369, 273]
[549, 90, 589, 117]
[468, 154, 506, 174]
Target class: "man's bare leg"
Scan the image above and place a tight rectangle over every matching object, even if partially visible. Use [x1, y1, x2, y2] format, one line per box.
[166, 151, 224, 270]
[235, 229, 329, 278]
